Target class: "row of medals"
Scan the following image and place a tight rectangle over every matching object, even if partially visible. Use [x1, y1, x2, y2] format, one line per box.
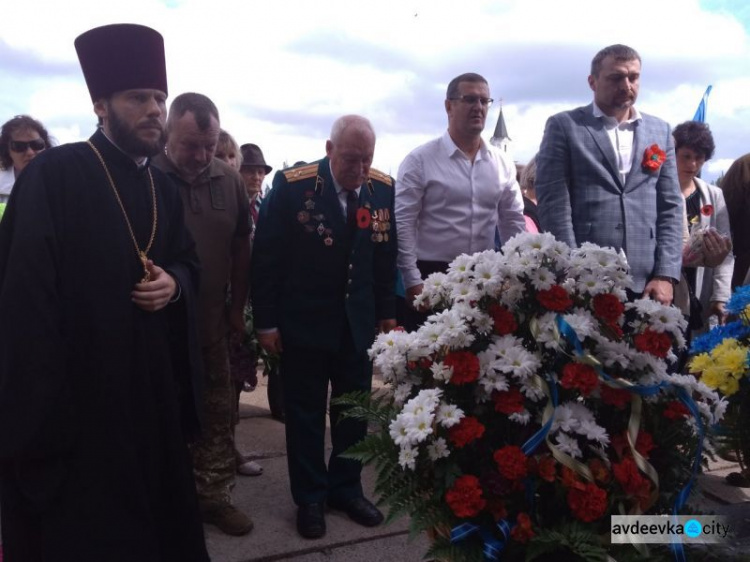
[296, 199, 391, 246]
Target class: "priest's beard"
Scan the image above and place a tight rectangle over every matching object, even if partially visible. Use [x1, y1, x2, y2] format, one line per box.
[107, 104, 166, 158]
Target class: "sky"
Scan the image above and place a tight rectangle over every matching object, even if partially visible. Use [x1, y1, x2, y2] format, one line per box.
[1, 0, 749, 183]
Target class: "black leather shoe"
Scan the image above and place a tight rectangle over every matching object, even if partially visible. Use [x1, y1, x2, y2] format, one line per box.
[328, 496, 384, 527]
[297, 503, 326, 539]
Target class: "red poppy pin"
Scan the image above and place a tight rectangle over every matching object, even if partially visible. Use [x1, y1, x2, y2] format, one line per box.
[700, 204, 714, 217]
[356, 208, 371, 229]
[642, 144, 667, 172]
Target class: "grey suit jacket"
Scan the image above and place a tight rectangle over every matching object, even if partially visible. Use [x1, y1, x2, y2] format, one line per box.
[535, 103, 683, 292]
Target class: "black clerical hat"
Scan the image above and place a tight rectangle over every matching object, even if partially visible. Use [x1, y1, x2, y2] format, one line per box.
[75, 24, 168, 102]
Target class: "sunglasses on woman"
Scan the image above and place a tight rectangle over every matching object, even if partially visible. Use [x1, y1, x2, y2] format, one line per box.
[10, 139, 46, 152]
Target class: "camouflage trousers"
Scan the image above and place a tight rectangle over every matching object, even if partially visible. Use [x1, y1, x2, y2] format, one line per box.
[191, 337, 235, 505]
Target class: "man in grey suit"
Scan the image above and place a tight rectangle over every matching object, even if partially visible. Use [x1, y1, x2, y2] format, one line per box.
[536, 44, 683, 305]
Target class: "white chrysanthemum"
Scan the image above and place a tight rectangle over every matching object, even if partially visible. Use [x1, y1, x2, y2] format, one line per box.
[499, 281, 526, 307]
[427, 437, 451, 461]
[578, 419, 610, 446]
[448, 254, 476, 277]
[430, 361, 451, 382]
[502, 346, 542, 381]
[529, 267, 556, 291]
[590, 336, 633, 370]
[577, 272, 607, 295]
[398, 445, 418, 470]
[436, 403, 464, 428]
[551, 403, 580, 433]
[531, 312, 562, 350]
[519, 377, 546, 401]
[555, 432, 582, 459]
[388, 417, 411, 446]
[509, 410, 531, 425]
[472, 310, 494, 335]
[393, 383, 413, 405]
[406, 410, 435, 442]
[562, 309, 596, 341]
[450, 280, 480, 303]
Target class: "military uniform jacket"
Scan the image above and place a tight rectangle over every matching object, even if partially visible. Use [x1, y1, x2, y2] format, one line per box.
[251, 157, 397, 353]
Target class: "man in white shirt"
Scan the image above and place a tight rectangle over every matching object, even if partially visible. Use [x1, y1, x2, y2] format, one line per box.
[396, 72, 525, 329]
[535, 44, 683, 304]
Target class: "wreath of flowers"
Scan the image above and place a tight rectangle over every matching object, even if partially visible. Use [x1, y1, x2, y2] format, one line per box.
[339, 233, 727, 561]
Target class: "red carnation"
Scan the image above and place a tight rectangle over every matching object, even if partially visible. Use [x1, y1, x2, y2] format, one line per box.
[663, 400, 690, 420]
[634, 328, 672, 358]
[600, 385, 632, 409]
[560, 362, 600, 396]
[488, 303, 518, 335]
[534, 455, 557, 483]
[445, 475, 487, 518]
[448, 416, 485, 448]
[510, 512, 535, 543]
[536, 285, 573, 312]
[444, 351, 480, 385]
[701, 204, 714, 217]
[356, 208, 371, 229]
[613, 457, 651, 508]
[493, 386, 525, 414]
[589, 458, 610, 484]
[567, 482, 608, 522]
[642, 144, 667, 172]
[493, 445, 528, 480]
[635, 431, 656, 458]
[592, 293, 624, 324]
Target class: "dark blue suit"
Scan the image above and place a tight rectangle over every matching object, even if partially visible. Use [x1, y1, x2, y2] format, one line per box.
[251, 157, 396, 505]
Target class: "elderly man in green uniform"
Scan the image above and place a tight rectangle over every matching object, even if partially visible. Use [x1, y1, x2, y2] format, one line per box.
[0, 24, 209, 561]
[251, 114, 397, 539]
[153, 93, 253, 536]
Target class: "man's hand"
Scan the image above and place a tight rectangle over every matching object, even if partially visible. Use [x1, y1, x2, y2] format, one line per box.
[258, 330, 283, 354]
[406, 283, 429, 312]
[642, 277, 674, 306]
[378, 319, 397, 333]
[132, 261, 177, 312]
[702, 229, 732, 268]
[708, 301, 728, 325]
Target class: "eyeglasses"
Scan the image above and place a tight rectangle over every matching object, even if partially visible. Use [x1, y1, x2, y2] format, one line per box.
[449, 95, 494, 107]
[10, 139, 46, 153]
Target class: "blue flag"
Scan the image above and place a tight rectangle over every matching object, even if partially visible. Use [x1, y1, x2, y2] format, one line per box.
[692, 85, 713, 122]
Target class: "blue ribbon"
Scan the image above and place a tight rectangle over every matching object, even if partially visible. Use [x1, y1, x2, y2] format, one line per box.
[450, 520, 512, 561]
[555, 315, 706, 562]
[521, 373, 557, 456]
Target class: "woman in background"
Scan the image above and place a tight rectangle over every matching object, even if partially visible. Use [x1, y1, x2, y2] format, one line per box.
[0, 115, 52, 203]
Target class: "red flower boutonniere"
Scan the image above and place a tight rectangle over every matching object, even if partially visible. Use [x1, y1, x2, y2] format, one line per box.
[701, 204, 714, 217]
[642, 144, 667, 172]
[356, 208, 371, 229]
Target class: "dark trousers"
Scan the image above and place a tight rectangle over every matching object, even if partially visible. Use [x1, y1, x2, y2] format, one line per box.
[403, 260, 450, 332]
[280, 329, 371, 506]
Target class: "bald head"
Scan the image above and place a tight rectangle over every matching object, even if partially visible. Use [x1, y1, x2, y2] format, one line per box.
[326, 115, 376, 191]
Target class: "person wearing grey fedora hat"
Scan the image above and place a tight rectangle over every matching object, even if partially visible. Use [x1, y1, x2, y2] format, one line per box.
[239, 142, 285, 423]
[240, 143, 272, 210]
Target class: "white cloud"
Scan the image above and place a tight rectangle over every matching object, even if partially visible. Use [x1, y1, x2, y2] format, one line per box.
[1, 0, 749, 180]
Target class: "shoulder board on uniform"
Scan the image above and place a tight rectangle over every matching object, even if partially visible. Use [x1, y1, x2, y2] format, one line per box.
[284, 163, 319, 182]
[368, 167, 393, 187]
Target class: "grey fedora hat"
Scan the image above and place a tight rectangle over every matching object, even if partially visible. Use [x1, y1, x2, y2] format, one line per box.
[240, 143, 272, 174]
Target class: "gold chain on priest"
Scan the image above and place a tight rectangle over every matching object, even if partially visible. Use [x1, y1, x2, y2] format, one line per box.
[87, 141, 158, 282]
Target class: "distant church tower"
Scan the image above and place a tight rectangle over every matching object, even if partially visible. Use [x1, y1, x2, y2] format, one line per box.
[490, 100, 510, 152]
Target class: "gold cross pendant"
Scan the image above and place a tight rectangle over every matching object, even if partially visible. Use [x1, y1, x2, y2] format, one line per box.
[140, 251, 151, 283]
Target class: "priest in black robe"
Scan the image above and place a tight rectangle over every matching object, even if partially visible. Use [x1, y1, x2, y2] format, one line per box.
[0, 24, 209, 562]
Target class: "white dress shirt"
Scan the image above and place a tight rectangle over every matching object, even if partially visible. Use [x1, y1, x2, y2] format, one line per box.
[0, 168, 15, 204]
[592, 103, 642, 184]
[396, 131, 525, 289]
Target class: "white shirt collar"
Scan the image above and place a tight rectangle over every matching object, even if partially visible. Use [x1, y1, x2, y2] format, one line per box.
[329, 161, 361, 196]
[592, 102, 642, 126]
[441, 130, 487, 160]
